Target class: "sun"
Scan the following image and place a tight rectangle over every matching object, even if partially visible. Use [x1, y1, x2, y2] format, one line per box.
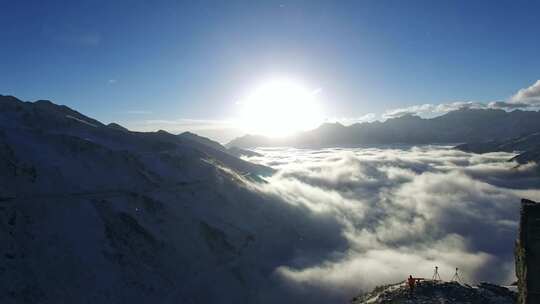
[236, 79, 324, 137]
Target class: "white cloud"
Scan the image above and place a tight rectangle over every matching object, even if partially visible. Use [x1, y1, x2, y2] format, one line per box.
[510, 79, 540, 106]
[276, 237, 494, 297]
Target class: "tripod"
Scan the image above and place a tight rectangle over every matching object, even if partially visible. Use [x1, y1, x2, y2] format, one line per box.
[432, 266, 442, 281]
[451, 267, 463, 283]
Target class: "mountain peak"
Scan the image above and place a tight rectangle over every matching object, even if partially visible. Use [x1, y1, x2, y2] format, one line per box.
[34, 99, 55, 105]
[107, 122, 129, 132]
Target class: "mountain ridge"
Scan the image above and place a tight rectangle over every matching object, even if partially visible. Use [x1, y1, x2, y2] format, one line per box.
[227, 108, 540, 148]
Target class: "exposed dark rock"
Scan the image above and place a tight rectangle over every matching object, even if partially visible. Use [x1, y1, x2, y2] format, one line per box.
[516, 198, 540, 304]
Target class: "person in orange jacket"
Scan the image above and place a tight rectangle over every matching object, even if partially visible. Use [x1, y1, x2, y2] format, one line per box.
[407, 275, 416, 295]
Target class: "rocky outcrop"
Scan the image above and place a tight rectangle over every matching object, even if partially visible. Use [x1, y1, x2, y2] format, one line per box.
[351, 281, 516, 304]
[516, 199, 540, 304]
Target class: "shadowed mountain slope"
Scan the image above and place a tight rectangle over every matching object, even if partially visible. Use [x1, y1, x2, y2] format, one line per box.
[0, 95, 344, 304]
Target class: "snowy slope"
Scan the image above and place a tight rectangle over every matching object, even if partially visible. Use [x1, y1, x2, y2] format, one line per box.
[0, 95, 339, 304]
[352, 281, 516, 304]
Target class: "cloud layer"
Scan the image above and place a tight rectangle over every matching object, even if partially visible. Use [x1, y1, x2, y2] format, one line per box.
[244, 146, 540, 301]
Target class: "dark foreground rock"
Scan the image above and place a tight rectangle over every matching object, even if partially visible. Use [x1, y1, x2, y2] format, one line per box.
[351, 281, 516, 304]
[516, 199, 540, 304]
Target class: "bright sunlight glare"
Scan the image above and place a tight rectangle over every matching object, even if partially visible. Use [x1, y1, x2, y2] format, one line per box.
[236, 79, 324, 137]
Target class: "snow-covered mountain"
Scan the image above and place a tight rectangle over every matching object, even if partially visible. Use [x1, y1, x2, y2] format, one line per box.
[0, 95, 338, 303]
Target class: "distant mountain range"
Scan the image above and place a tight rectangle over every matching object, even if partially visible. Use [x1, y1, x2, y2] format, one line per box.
[227, 108, 540, 148]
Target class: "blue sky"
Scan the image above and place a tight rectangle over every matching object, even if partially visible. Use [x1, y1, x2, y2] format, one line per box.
[2, 0, 540, 141]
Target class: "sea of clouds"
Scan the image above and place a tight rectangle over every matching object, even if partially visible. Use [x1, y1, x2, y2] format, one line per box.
[242, 146, 540, 301]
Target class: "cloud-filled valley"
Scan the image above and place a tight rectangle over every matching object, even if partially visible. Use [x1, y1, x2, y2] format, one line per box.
[242, 146, 540, 300]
